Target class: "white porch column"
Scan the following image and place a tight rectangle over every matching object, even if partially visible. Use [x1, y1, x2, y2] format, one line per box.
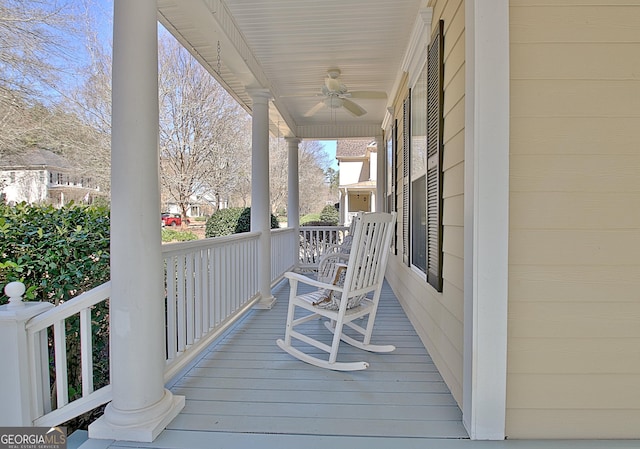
[286, 138, 300, 230]
[286, 137, 300, 269]
[89, 0, 184, 442]
[343, 189, 350, 225]
[248, 89, 276, 309]
[375, 134, 385, 212]
[463, 0, 510, 440]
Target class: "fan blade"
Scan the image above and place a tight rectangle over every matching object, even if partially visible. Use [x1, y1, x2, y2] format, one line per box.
[341, 98, 367, 117]
[304, 101, 326, 117]
[348, 91, 387, 99]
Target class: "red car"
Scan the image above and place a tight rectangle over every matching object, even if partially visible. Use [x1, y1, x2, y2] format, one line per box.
[161, 213, 188, 227]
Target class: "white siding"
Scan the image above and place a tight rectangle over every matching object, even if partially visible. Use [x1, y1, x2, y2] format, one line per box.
[508, 0, 640, 439]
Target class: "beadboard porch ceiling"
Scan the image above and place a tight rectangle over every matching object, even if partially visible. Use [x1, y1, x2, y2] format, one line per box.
[157, 0, 425, 140]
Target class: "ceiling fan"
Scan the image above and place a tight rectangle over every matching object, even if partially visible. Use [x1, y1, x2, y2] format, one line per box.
[304, 69, 387, 118]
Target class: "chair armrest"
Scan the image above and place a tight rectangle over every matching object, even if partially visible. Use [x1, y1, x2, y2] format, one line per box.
[284, 271, 344, 293]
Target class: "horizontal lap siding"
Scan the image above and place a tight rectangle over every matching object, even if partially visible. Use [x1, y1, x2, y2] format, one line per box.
[508, 1, 640, 439]
[387, 0, 465, 407]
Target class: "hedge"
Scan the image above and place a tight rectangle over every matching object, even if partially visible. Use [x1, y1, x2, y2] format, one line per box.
[205, 207, 279, 238]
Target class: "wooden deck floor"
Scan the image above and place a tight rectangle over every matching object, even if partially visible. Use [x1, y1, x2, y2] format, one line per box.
[165, 279, 467, 439]
[76, 279, 640, 449]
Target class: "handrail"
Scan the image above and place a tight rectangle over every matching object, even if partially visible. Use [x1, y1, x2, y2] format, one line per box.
[26, 283, 111, 334]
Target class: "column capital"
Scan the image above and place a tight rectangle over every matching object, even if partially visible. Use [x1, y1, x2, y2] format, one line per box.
[285, 137, 301, 145]
[247, 88, 272, 105]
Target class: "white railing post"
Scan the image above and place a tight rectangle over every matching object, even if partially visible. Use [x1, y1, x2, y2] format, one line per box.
[0, 282, 53, 426]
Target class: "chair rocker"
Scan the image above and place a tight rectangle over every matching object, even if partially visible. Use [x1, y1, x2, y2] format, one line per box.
[276, 212, 397, 371]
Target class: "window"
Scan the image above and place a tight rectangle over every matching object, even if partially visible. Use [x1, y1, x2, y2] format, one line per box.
[411, 53, 428, 273]
[387, 123, 398, 254]
[404, 19, 444, 291]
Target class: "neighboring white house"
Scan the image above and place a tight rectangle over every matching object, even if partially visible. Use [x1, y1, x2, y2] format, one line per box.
[0, 148, 100, 206]
[336, 139, 377, 225]
[164, 192, 229, 218]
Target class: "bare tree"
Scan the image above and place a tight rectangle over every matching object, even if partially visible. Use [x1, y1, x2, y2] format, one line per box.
[62, 13, 112, 194]
[0, 0, 82, 152]
[298, 140, 333, 215]
[269, 136, 288, 215]
[269, 138, 333, 217]
[158, 31, 251, 219]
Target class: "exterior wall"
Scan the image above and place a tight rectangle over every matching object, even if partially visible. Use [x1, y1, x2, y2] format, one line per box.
[339, 160, 366, 185]
[386, 0, 466, 405]
[347, 192, 370, 212]
[507, 0, 640, 439]
[1, 169, 48, 204]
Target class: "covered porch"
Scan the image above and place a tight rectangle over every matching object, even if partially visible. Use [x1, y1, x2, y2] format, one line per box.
[75, 280, 466, 449]
[69, 279, 635, 449]
[0, 0, 505, 444]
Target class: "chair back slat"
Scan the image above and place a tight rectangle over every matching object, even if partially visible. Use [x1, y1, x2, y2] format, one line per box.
[344, 212, 396, 297]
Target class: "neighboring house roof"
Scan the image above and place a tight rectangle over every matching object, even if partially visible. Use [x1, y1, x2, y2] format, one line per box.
[336, 140, 375, 159]
[0, 148, 69, 170]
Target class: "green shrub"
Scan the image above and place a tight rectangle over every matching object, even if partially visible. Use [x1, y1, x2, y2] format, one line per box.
[301, 206, 340, 227]
[205, 207, 278, 238]
[319, 204, 339, 226]
[0, 202, 110, 305]
[162, 228, 198, 242]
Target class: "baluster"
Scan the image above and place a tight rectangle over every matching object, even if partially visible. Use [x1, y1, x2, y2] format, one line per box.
[177, 255, 186, 352]
[80, 307, 94, 397]
[53, 320, 69, 407]
[186, 253, 195, 346]
[166, 256, 177, 360]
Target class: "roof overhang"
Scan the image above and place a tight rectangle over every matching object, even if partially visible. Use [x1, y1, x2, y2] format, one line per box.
[157, 0, 430, 140]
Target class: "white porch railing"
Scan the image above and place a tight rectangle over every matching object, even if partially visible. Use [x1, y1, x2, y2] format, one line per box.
[24, 282, 112, 427]
[298, 225, 350, 269]
[271, 227, 297, 283]
[7, 228, 297, 428]
[162, 232, 261, 380]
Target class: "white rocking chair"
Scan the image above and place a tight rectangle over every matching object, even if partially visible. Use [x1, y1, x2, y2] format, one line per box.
[276, 212, 397, 371]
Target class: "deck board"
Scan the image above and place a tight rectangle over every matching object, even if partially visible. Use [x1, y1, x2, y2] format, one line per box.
[163, 279, 468, 439]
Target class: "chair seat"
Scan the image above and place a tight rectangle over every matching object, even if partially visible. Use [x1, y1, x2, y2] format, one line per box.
[294, 291, 375, 319]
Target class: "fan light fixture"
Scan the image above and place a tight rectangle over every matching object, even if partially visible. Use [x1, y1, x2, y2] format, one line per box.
[302, 68, 387, 118]
[325, 96, 343, 109]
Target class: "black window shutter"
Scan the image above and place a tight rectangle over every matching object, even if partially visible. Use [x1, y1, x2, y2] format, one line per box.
[426, 20, 444, 292]
[392, 121, 399, 255]
[402, 94, 411, 266]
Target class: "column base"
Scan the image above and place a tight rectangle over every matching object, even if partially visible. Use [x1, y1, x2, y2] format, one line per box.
[254, 294, 277, 310]
[88, 390, 185, 443]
